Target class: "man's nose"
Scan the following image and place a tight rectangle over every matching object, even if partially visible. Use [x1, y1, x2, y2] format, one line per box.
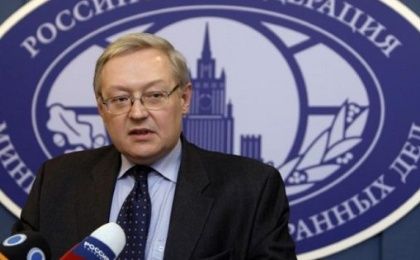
[128, 98, 149, 118]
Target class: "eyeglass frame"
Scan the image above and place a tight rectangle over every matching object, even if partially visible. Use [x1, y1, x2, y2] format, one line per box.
[99, 84, 181, 115]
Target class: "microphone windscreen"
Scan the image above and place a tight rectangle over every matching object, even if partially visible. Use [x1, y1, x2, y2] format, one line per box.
[90, 222, 126, 256]
[0, 231, 51, 260]
[60, 222, 126, 260]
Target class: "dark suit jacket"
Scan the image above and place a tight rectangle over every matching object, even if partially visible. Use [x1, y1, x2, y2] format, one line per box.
[16, 140, 296, 259]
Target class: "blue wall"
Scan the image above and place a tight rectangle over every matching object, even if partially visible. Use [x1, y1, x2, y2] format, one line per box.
[1, 1, 419, 259]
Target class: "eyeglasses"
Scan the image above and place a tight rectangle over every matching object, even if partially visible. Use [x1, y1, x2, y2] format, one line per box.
[101, 84, 180, 115]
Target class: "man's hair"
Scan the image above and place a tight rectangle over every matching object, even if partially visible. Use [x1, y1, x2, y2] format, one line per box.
[93, 33, 190, 96]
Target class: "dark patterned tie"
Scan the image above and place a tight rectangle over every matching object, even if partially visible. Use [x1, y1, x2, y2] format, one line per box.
[117, 165, 152, 260]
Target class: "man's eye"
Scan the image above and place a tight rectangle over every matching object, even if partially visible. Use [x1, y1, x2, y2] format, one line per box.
[110, 96, 130, 103]
[145, 92, 165, 99]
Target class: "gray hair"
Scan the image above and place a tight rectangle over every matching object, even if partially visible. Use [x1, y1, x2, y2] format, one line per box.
[93, 33, 190, 96]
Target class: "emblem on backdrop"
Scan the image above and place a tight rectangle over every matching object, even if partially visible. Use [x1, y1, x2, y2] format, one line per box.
[0, 1, 419, 258]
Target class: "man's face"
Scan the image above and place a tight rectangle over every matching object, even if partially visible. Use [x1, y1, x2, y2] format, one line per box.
[97, 48, 191, 165]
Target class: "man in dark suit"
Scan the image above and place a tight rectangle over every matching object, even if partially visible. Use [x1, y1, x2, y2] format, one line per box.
[15, 33, 296, 259]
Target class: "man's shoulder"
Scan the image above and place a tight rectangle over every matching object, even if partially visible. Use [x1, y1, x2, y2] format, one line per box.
[186, 142, 278, 179]
[44, 145, 118, 168]
[184, 142, 285, 198]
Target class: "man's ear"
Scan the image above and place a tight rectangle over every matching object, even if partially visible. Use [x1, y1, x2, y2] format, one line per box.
[181, 83, 192, 115]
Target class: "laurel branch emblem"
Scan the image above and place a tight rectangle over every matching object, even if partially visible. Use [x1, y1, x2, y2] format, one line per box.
[46, 105, 108, 153]
[279, 101, 369, 196]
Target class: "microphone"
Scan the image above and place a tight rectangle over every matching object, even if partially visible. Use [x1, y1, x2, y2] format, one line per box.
[0, 230, 51, 260]
[60, 222, 126, 260]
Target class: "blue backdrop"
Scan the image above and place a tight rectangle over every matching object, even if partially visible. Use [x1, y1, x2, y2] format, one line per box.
[0, 1, 419, 259]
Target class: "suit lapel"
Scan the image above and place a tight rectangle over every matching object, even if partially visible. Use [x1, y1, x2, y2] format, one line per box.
[75, 146, 121, 236]
[164, 141, 214, 260]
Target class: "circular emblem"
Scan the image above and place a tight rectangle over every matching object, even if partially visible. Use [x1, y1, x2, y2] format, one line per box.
[27, 248, 46, 260]
[1, 1, 419, 258]
[2, 234, 27, 246]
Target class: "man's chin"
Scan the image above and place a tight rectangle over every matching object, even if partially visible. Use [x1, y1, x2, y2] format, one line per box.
[124, 149, 161, 165]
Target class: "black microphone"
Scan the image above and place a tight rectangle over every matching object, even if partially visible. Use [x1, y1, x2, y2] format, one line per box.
[0, 230, 51, 260]
[60, 222, 126, 260]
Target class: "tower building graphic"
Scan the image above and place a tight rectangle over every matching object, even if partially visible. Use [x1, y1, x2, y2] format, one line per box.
[183, 26, 262, 161]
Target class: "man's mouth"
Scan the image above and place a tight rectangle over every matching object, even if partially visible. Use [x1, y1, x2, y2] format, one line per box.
[129, 128, 153, 135]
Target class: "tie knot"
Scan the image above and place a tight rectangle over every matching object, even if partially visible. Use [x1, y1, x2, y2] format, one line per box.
[130, 165, 153, 179]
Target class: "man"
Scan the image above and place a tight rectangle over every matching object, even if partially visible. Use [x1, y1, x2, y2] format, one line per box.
[15, 33, 296, 259]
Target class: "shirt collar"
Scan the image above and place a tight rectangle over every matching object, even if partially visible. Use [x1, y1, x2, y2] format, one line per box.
[118, 139, 182, 183]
